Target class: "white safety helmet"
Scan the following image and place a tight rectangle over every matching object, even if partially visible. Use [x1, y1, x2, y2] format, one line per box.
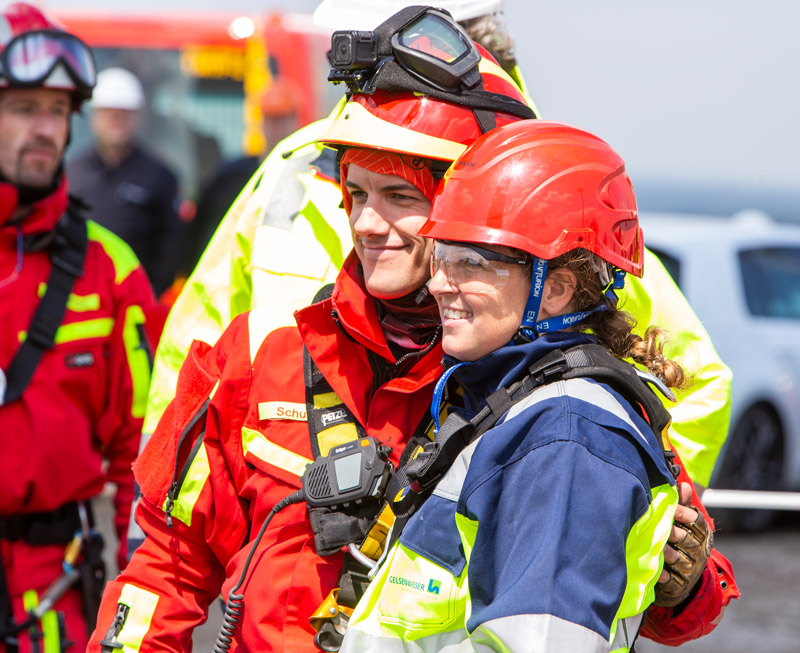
[312, 0, 503, 31]
[90, 67, 145, 111]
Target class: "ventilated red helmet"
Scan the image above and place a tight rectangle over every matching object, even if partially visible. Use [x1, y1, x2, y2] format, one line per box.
[319, 46, 535, 163]
[0, 2, 96, 107]
[420, 120, 643, 276]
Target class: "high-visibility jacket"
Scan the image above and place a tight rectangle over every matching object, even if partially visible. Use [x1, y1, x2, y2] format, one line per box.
[341, 332, 679, 653]
[92, 258, 736, 652]
[0, 178, 155, 651]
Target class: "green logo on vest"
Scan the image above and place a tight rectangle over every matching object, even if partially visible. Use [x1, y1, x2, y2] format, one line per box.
[427, 579, 441, 595]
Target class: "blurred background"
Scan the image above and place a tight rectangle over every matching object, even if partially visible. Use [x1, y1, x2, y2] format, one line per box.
[37, 0, 800, 649]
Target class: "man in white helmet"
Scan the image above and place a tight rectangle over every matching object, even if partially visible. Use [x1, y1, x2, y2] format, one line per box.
[68, 67, 183, 296]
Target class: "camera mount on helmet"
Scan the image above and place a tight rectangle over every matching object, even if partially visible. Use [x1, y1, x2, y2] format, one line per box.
[327, 5, 534, 124]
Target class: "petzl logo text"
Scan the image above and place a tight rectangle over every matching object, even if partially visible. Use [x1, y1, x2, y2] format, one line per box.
[321, 408, 348, 427]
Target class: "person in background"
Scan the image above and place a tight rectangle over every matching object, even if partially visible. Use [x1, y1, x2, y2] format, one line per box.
[91, 8, 735, 651]
[67, 67, 183, 296]
[0, 4, 156, 651]
[178, 76, 302, 282]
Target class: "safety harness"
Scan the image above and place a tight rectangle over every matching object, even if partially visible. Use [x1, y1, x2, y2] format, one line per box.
[0, 199, 88, 405]
[306, 339, 680, 651]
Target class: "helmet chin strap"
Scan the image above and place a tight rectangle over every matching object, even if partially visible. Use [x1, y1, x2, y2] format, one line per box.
[514, 256, 627, 343]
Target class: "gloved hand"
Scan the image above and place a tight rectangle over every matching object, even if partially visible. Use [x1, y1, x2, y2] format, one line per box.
[655, 482, 714, 608]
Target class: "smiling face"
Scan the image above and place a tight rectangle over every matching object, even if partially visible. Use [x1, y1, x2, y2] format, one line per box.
[0, 88, 70, 189]
[429, 242, 532, 361]
[346, 163, 434, 299]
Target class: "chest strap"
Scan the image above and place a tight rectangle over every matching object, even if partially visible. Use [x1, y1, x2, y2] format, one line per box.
[1, 203, 88, 405]
[390, 343, 680, 523]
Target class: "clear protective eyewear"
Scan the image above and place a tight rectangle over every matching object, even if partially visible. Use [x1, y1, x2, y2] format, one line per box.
[431, 241, 529, 294]
[0, 29, 96, 94]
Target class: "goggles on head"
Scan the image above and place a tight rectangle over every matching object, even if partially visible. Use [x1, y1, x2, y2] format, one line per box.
[327, 5, 534, 123]
[431, 241, 529, 294]
[0, 29, 96, 98]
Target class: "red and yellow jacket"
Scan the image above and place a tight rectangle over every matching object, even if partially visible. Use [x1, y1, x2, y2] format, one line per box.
[0, 178, 155, 573]
[89, 254, 736, 652]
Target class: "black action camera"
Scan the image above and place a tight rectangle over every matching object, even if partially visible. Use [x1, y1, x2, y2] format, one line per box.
[330, 30, 379, 70]
[302, 437, 392, 509]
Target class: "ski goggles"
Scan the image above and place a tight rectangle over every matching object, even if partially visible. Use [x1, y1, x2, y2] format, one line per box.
[0, 29, 96, 94]
[431, 241, 530, 294]
[329, 6, 481, 94]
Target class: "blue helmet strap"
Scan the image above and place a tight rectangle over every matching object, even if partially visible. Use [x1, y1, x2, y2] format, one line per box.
[517, 257, 548, 341]
[431, 361, 467, 434]
[517, 257, 628, 341]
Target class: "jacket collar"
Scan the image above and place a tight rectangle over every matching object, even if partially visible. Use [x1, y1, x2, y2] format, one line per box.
[444, 331, 598, 416]
[0, 177, 69, 235]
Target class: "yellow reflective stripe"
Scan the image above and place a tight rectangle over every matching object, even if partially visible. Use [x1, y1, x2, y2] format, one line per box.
[161, 441, 210, 527]
[611, 482, 678, 644]
[242, 426, 311, 478]
[298, 195, 344, 270]
[87, 221, 139, 284]
[320, 100, 466, 162]
[37, 282, 101, 311]
[313, 391, 341, 409]
[22, 590, 60, 653]
[123, 305, 151, 419]
[318, 423, 359, 458]
[17, 317, 114, 344]
[117, 584, 160, 652]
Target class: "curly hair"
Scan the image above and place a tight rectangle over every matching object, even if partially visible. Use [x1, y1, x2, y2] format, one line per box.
[461, 13, 518, 74]
[547, 249, 690, 389]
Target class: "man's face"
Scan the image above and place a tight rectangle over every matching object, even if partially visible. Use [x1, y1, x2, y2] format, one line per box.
[346, 164, 433, 300]
[0, 88, 71, 188]
[91, 107, 140, 151]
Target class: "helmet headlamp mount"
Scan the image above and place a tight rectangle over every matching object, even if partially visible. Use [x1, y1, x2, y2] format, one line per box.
[327, 5, 534, 123]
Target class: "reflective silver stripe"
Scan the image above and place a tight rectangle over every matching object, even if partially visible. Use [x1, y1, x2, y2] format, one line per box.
[340, 627, 469, 652]
[342, 613, 616, 652]
[471, 613, 612, 652]
[432, 437, 479, 501]
[504, 378, 650, 447]
[610, 613, 643, 652]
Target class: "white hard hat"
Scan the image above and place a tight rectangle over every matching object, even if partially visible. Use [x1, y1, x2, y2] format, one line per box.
[90, 67, 145, 111]
[312, 0, 503, 31]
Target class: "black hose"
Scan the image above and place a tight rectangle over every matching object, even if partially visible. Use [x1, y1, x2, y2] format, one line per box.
[212, 490, 304, 652]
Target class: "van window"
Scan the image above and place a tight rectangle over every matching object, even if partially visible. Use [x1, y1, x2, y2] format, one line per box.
[739, 247, 800, 319]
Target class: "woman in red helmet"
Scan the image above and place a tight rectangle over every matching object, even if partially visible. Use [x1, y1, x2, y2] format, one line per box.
[339, 119, 736, 652]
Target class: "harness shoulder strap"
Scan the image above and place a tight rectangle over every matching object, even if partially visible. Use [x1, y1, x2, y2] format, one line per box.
[2, 203, 89, 405]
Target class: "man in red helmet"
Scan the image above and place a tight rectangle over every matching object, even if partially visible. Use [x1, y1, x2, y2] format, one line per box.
[89, 7, 735, 652]
[0, 4, 156, 651]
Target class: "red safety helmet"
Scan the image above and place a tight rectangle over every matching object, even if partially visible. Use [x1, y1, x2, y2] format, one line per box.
[420, 120, 643, 277]
[319, 46, 535, 163]
[0, 2, 96, 107]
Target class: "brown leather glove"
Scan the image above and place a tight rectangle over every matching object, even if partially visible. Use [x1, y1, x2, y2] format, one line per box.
[654, 507, 714, 607]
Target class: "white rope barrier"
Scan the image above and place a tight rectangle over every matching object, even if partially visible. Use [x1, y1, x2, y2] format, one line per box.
[701, 489, 800, 511]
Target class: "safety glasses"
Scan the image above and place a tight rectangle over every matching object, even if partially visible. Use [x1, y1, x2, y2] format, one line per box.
[329, 6, 481, 94]
[431, 241, 529, 294]
[0, 29, 96, 93]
